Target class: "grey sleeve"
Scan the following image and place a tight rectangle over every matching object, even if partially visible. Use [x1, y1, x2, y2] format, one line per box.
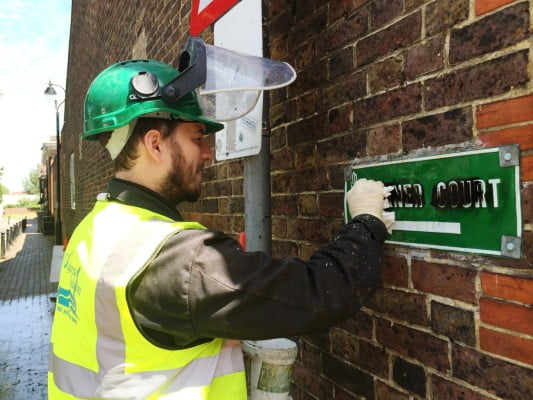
[128, 215, 386, 348]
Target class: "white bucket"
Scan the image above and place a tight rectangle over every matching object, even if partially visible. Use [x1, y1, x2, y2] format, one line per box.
[242, 338, 298, 400]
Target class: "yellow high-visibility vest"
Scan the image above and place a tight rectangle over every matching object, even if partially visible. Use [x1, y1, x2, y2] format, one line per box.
[48, 199, 247, 399]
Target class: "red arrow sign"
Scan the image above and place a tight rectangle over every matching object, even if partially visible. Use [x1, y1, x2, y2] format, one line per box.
[189, 0, 241, 36]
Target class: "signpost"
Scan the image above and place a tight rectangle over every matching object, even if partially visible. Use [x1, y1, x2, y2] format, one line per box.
[344, 146, 522, 258]
[214, 0, 263, 161]
[189, 0, 240, 36]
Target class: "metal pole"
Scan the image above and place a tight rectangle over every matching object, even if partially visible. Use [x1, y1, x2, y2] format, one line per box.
[243, 112, 271, 253]
[55, 100, 62, 245]
[243, 1, 272, 254]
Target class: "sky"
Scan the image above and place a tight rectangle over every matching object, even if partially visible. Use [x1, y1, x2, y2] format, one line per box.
[0, 0, 71, 192]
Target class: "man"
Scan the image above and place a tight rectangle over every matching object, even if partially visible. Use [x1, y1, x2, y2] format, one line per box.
[49, 59, 393, 399]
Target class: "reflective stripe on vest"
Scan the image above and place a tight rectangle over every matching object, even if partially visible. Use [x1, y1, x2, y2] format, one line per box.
[49, 200, 246, 399]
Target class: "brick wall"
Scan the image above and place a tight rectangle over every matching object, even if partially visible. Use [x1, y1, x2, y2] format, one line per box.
[62, 1, 532, 399]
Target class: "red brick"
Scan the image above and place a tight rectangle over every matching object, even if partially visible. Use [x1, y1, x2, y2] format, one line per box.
[328, 104, 354, 135]
[338, 310, 374, 339]
[323, 354, 375, 398]
[382, 255, 408, 288]
[477, 95, 533, 129]
[316, 133, 366, 167]
[334, 387, 360, 400]
[432, 375, 493, 400]
[367, 288, 429, 326]
[298, 339, 322, 372]
[288, 60, 328, 98]
[367, 124, 401, 156]
[287, 217, 340, 243]
[287, 114, 328, 146]
[358, 341, 389, 377]
[292, 362, 334, 399]
[271, 195, 298, 216]
[294, 144, 317, 169]
[370, 0, 403, 29]
[452, 344, 533, 400]
[303, 331, 330, 351]
[331, 328, 359, 363]
[271, 100, 296, 128]
[480, 326, 533, 365]
[291, 0, 324, 20]
[375, 381, 409, 400]
[329, 47, 355, 79]
[481, 272, 533, 305]
[357, 12, 422, 67]
[450, 3, 529, 64]
[426, 0, 468, 36]
[377, 318, 450, 370]
[272, 217, 288, 238]
[368, 56, 405, 93]
[319, 72, 366, 111]
[475, 0, 515, 16]
[288, 11, 328, 47]
[296, 91, 318, 119]
[271, 148, 295, 172]
[480, 297, 533, 335]
[405, 0, 425, 11]
[318, 192, 344, 218]
[412, 260, 477, 303]
[329, 0, 370, 22]
[293, 40, 317, 71]
[270, 127, 287, 150]
[431, 301, 476, 346]
[404, 35, 445, 80]
[325, 9, 369, 52]
[393, 357, 426, 397]
[479, 124, 533, 151]
[425, 51, 528, 110]
[402, 107, 473, 151]
[354, 84, 422, 128]
[298, 194, 318, 216]
[522, 155, 533, 181]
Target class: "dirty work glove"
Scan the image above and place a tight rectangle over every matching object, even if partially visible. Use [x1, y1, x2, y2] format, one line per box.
[347, 179, 395, 232]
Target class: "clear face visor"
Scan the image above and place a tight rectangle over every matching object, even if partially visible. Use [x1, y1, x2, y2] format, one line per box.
[197, 43, 296, 121]
[154, 37, 296, 122]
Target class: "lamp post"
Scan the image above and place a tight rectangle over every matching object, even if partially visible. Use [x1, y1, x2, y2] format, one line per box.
[44, 81, 65, 245]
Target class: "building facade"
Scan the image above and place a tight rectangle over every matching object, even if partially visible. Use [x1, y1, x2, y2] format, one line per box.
[60, 1, 532, 399]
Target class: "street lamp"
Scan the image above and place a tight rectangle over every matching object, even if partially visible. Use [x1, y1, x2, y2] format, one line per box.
[44, 80, 65, 245]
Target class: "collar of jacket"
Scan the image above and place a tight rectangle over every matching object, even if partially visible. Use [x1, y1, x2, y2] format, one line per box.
[106, 178, 183, 221]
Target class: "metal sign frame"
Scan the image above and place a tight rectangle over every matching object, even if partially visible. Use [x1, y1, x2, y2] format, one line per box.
[344, 146, 522, 258]
[189, 0, 241, 36]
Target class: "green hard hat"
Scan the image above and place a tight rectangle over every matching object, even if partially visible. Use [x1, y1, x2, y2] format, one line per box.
[83, 59, 224, 140]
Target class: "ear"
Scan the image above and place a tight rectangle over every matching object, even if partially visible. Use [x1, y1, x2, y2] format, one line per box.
[142, 129, 165, 163]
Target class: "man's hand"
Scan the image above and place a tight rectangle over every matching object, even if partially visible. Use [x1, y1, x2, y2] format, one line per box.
[347, 179, 395, 232]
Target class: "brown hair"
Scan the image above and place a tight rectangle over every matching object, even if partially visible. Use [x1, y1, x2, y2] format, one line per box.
[98, 118, 181, 173]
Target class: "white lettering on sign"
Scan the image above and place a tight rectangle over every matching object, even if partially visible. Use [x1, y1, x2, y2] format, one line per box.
[388, 183, 425, 208]
[432, 178, 500, 209]
[392, 221, 461, 234]
[198, 0, 213, 13]
[488, 178, 501, 208]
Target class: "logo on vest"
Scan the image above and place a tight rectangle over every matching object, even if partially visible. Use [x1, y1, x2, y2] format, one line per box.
[57, 252, 81, 323]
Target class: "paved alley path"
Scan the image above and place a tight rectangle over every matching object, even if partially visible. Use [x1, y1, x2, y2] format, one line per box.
[0, 218, 54, 400]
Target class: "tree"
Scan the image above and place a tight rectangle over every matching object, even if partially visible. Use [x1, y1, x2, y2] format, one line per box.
[22, 165, 40, 194]
[0, 167, 8, 203]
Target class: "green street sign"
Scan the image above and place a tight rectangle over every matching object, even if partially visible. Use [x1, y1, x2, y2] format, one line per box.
[344, 146, 522, 258]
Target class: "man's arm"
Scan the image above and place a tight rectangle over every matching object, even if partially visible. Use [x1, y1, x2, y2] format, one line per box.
[128, 214, 386, 348]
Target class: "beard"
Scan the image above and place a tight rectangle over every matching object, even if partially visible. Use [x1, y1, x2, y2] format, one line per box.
[159, 141, 203, 205]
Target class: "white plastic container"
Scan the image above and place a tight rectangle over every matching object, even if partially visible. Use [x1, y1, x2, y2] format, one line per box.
[242, 338, 298, 400]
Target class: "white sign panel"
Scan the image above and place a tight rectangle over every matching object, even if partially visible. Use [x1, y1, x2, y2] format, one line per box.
[214, 0, 263, 161]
